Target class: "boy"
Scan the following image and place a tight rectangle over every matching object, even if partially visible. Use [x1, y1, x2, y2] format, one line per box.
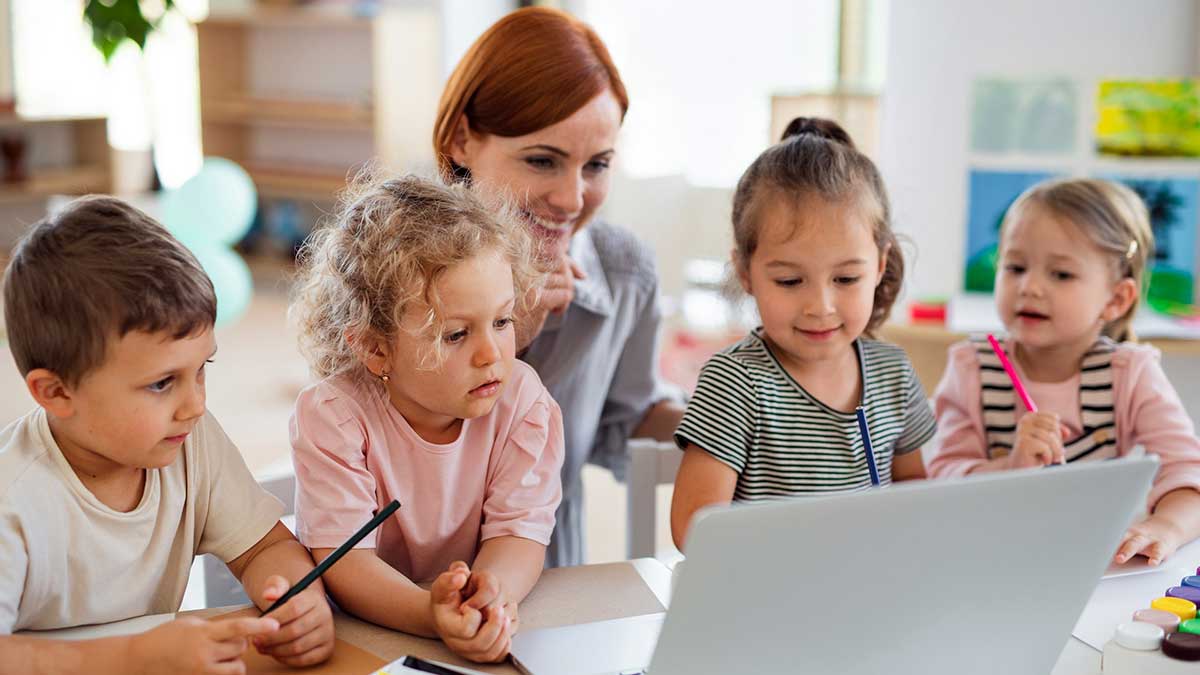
[0, 196, 334, 673]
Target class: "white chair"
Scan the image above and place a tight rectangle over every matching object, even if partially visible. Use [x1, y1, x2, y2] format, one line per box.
[201, 467, 297, 608]
[625, 438, 684, 560]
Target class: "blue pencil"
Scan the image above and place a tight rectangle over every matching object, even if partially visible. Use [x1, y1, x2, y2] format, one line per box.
[855, 406, 881, 487]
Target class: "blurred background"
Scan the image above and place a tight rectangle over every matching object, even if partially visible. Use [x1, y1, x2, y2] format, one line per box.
[2, 0, 1200, 573]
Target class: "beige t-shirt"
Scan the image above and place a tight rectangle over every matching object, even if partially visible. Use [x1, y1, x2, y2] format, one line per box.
[0, 408, 283, 633]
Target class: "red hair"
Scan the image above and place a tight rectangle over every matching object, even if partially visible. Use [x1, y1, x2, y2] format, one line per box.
[433, 7, 629, 180]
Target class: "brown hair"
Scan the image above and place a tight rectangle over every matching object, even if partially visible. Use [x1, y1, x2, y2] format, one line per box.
[433, 6, 628, 180]
[1001, 178, 1154, 342]
[3, 195, 216, 385]
[291, 171, 543, 381]
[730, 117, 904, 335]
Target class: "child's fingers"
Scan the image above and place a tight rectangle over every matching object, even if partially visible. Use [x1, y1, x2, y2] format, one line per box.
[1115, 532, 1149, 564]
[1027, 426, 1060, 447]
[208, 616, 279, 641]
[260, 622, 328, 658]
[212, 636, 249, 661]
[462, 573, 501, 610]
[259, 575, 291, 603]
[261, 587, 313, 627]
[1144, 538, 1172, 566]
[479, 619, 513, 663]
[257, 600, 323, 648]
[466, 606, 506, 652]
[440, 605, 483, 640]
[431, 568, 470, 605]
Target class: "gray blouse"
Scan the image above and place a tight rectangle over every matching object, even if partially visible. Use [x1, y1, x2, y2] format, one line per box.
[521, 221, 675, 567]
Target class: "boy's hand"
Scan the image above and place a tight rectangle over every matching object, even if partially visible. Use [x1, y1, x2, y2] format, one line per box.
[1114, 515, 1187, 566]
[253, 574, 335, 667]
[132, 615, 278, 675]
[1009, 412, 1066, 469]
[430, 562, 514, 663]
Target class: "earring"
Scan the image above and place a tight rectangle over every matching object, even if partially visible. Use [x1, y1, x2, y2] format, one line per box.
[379, 371, 390, 384]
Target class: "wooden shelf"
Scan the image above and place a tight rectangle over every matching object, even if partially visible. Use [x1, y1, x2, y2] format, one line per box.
[0, 113, 107, 128]
[0, 165, 109, 204]
[203, 96, 373, 131]
[197, 5, 439, 203]
[243, 162, 350, 200]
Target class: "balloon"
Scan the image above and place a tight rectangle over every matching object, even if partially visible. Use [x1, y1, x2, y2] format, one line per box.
[162, 157, 257, 248]
[161, 157, 258, 327]
[191, 245, 253, 327]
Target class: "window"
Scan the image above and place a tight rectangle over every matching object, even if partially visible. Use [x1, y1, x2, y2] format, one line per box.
[12, 0, 205, 188]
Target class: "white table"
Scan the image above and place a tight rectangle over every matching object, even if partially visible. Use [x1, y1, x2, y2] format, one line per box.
[20, 557, 1105, 674]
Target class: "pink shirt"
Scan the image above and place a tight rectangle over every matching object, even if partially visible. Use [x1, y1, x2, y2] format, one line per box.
[289, 361, 564, 583]
[928, 339, 1200, 508]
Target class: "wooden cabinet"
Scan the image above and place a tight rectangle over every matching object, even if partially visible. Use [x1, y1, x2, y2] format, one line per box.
[0, 113, 109, 204]
[197, 5, 441, 203]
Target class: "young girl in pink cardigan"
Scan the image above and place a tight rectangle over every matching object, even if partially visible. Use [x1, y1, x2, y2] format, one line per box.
[929, 178, 1200, 567]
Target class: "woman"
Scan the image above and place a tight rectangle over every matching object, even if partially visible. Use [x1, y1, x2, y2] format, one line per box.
[433, 7, 683, 567]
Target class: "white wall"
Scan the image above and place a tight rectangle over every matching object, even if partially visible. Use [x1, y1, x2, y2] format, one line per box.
[439, 0, 512, 79]
[0, 0, 12, 106]
[880, 0, 1199, 302]
[601, 172, 734, 302]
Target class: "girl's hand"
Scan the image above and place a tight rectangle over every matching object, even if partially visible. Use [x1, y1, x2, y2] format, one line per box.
[460, 569, 503, 612]
[1114, 515, 1187, 566]
[430, 562, 482, 641]
[131, 615, 279, 675]
[429, 562, 514, 663]
[253, 575, 335, 667]
[1008, 412, 1066, 469]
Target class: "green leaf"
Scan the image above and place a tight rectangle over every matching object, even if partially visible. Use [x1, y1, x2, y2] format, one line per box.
[82, 0, 180, 63]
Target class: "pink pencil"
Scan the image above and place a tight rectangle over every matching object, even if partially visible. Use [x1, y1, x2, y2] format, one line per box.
[987, 334, 1037, 413]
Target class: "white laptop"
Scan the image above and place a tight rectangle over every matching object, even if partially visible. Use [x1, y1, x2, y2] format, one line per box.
[510, 456, 1158, 675]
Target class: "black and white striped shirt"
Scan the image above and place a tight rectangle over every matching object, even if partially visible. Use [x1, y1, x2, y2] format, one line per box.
[674, 329, 937, 501]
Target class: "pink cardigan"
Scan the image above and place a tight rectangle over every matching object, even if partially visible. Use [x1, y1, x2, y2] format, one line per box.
[928, 339, 1200, 508]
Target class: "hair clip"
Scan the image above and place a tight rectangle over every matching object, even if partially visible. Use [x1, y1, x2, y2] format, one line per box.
[1126, 240, 1138, 259]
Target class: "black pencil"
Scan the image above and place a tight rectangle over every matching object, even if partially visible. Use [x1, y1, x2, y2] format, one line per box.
[262, 499, 401, 615]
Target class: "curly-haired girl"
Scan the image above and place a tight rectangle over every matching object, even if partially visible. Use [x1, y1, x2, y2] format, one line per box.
[288, 172, 563, 663]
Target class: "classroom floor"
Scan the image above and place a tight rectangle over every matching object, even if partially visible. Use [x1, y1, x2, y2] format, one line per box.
[0, 256, 678, 567]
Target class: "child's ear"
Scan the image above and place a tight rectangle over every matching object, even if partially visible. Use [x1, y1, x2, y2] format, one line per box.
[448, 115, 475, 168]
[25, 369, 76, 419]
[346, 329, 393, 378]
[876, 242, 892, 287]
[1101, 277, 1139, 323]
[732, 248, 752, 294]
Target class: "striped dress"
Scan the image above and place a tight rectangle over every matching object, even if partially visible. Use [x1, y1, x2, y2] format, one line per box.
[673, 329, 937, 501]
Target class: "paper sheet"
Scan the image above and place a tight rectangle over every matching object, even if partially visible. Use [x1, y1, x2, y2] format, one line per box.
[1072, 539, 1200, 650]
[1103, 550, 1183, 579]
